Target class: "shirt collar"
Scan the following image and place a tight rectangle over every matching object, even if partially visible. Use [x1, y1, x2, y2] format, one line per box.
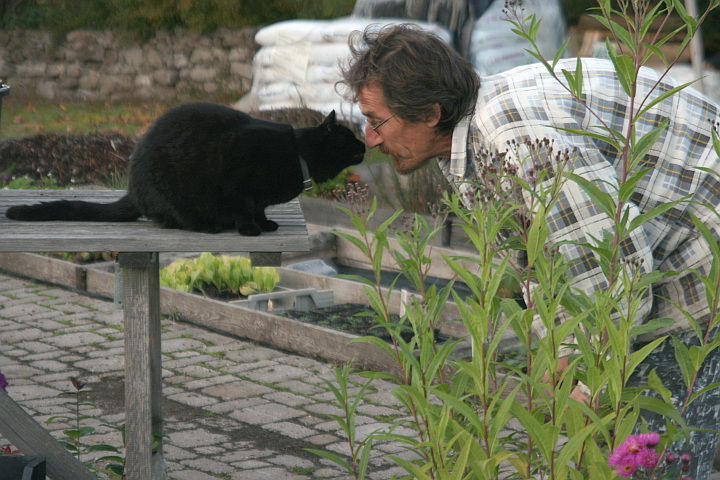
[447, 114, 472, 177]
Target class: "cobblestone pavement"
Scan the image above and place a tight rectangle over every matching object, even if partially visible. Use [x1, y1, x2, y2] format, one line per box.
[0, 272, 415, 480]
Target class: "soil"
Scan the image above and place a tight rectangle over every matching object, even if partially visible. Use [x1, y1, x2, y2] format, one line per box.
[0, 133, 135, 186]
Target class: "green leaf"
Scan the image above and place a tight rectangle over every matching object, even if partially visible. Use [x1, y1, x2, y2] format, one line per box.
[331, 231, 368, 257]
[568, 173, 616, 219]
[689, 382, 720, 406]
[629, 196, 689, 233]
[648, 368, 672, 403]
[630, 121, 669, 171]
[510, 402, 553, 462]
[628, 336, 667, 378]
[691, 213, 720, 266]
[606, 39, 635, 96]
[562, 69, 576, 94]
[643, 43, 668, 67]
[552, 39, 571, 69]
[637, 79, 699, 120]
[673, 336, 696, 389]
[306, 448, 350, 471]
[527, 203, 548, 268]
[575, 55, 583, 98]
[618, 168, 651, 207]
[609, 19, 636, 53]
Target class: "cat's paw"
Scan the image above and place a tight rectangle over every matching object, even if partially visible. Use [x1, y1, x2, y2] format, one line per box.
[259, 219, 279, 232]
[237, 222, 262, 236]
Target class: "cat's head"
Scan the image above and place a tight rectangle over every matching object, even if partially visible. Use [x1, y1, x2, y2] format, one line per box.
[303, 110, 365, 183]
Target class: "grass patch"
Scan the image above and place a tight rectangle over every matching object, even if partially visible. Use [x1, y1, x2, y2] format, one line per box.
[0, 91, 246, 141]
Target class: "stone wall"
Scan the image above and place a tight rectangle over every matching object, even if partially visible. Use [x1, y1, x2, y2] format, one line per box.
[0, 28, 258, 101]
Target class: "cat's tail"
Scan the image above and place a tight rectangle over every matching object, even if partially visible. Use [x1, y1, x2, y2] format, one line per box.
[6, 195, 141, 222]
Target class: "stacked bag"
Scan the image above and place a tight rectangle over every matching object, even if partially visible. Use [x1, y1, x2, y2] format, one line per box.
[244, 17, 453, 129]
[469, 0, 567, 76]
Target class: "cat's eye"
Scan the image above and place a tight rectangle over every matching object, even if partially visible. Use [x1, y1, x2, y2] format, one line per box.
[366, 114, 396, 133]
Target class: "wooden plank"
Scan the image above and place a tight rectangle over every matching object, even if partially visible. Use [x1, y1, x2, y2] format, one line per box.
[159, 287, 400, 375]
[121, 253, 166, 480]
[0, 252, 86, 289]
[0, 392, 97, 480]
[0, 190, 309, 254]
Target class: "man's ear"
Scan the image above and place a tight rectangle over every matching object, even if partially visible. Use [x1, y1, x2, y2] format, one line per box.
[321, 110, 337, 130]
[427, 104, 441, 128]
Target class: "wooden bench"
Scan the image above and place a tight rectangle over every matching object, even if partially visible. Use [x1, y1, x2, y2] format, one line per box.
[0, 189, 309, 480]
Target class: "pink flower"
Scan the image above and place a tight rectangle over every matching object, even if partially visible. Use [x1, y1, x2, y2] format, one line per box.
[635, 433, 660, 447]
[638, 449, 658, 469]
[616, 463, 637, 477]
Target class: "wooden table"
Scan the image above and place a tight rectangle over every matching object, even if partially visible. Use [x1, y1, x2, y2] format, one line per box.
[0, 189, 309, 480]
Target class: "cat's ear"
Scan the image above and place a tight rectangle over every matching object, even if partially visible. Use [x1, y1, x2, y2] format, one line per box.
[321, 110, 337, 131]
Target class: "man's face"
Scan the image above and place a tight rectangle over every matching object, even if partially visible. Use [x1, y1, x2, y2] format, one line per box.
[357, 84, 451, 174]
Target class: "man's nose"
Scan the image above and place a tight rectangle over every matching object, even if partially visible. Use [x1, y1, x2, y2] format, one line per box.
[364, 123, 383, 148]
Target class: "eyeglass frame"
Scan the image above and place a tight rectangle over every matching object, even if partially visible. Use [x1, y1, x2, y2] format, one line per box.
[366, 114, 396, 133]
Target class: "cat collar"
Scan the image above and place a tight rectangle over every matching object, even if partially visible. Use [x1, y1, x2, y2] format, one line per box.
[299, 155, 313, 191]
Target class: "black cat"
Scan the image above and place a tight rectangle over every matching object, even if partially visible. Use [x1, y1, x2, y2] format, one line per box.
[6, 102, 365, 236]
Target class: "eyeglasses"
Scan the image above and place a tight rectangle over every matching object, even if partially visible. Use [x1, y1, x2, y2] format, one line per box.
[366, 114, 396, 133]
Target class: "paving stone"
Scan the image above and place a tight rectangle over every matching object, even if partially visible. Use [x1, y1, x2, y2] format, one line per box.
[232, 459, 273, 469]
[45, 331, 107, 348]
[1, 327, 47, 343]
[169, 470, 219, 480]
[162, 337, 209, 353]
[184, 374, 238, 390]
[0, 304, 53, 321]
[22, 350, 65, 361]
[229, 403, 305, 425]
[306, 434, 340, 446]
[275, 379, 325, 395]
[74, 356, 124, 373]
[205, 396, 268, 414]
[181, 457, 235, 474]
[168, 428, 230, 448]
[224, 346, 284, 362]
[29, 359, 69, 372]
[167, 391, 218, 407]
[203, 380, 274, 400]
[263, 391, 314, 407]
[268, 454, 315, 469]
[1, 364, 44, 378]
[6, 383, 63, 401]
[218, 448, 275, 462]
[264, 421, 317, 439]
[16, 341, 56, 353]
[230, 467, 309, 480]
[164, 444, 198, 461]
[244, 365, 312, 383]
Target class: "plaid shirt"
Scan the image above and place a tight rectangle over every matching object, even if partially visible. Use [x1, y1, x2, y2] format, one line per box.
[438, 58, 720, 347]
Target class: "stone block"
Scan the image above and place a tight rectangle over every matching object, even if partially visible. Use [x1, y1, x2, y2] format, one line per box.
[16, 61, 47, 77]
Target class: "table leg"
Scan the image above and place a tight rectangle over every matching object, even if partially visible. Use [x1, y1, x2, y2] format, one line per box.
[119, 252, 166, 480]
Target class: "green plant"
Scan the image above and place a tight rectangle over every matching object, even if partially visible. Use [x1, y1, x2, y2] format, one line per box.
[46, 377, 120, 466]
[2, 174, 62, 190]
[160, 252, 279, 297]
[307, 364, 374, 479]
[313, 1, 720, 478]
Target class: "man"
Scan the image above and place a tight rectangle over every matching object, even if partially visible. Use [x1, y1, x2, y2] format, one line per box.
[340, 23, 720, 479]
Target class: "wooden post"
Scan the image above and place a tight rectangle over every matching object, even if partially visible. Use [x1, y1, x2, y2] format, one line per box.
[119, 252, 166, 480]
[0, 391, 96, 480]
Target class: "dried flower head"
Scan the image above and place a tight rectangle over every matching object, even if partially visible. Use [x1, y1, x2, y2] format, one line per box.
[70, 376, 87, 391]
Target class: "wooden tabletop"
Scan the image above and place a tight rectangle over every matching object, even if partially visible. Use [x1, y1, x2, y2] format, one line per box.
[0, 190, 309, 253]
